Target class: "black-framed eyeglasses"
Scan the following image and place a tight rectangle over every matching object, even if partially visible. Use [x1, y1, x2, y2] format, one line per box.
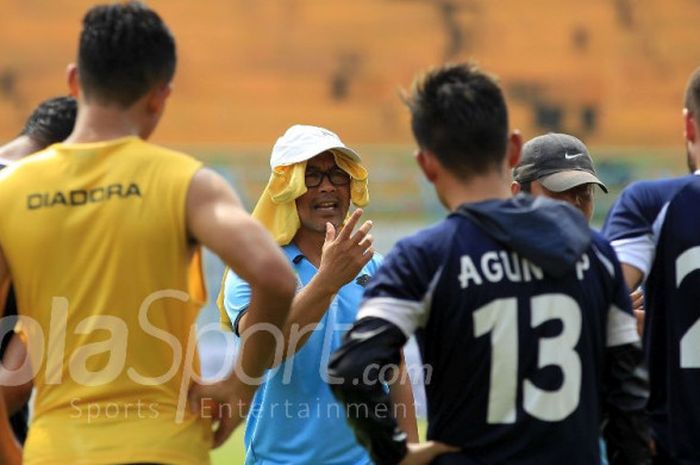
[304, 169, 351, 188]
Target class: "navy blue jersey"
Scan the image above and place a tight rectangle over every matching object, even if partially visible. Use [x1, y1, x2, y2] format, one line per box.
[642, 177, 700, 463]
[602, 174, 700, 462]
[329, 196, 639, 465]
[603, 176, 697, 279]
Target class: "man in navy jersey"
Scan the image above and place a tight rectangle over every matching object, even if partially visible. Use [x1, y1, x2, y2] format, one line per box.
[0, 96, 77, 452]
[328, 63, 643, 465]
[603, 66, 700, 465]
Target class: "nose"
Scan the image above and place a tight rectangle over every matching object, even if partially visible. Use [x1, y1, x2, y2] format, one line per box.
[318, 173, 336, 192]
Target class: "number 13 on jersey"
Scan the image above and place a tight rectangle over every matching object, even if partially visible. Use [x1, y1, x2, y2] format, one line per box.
[474, 294, 582, 424]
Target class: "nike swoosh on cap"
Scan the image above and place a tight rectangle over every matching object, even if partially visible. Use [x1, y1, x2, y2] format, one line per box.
[564, 152, 584, 159]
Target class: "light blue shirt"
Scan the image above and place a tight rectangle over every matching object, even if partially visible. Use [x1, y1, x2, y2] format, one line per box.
[223, 243, 382, 465]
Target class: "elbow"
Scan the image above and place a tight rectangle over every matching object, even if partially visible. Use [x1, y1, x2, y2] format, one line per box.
[328, 349, 369, 395]
[327, 359, 359, 404]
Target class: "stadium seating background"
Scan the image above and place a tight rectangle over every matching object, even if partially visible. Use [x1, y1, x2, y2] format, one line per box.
[1, 0, 699, 147]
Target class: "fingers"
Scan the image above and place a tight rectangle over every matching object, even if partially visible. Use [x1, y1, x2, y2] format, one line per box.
[188, 382, 204, 414]
[337, 208, 363, 241]
[355, 226, 374, 266]
[630, 288, 644, 311]
[635, 309, 645, 337]
[419, 441, 460, 463]
[189, 380, 246, 449]
[212, 413, 242, 449]
[428, 441, 460, 455]
[357, 232, 373, 249]
[401, 441, 459, 465]
[351, 220, 373, 245]
[360, 246, 375, 268]
[324, 222, 336, 243]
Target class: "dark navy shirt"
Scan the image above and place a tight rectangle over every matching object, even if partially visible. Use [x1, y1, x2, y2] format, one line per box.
[603, 175, 700, 460]
[357, 205, 638, 465]
[603, 176, 697, 278]
[648, 177, 700, 463]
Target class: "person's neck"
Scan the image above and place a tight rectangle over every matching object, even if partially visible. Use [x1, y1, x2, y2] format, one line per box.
[64, 103, 142, 144]
[0, 135, 43, 162]
[440, 167, 512, 211]
[292, 228, 325, 268]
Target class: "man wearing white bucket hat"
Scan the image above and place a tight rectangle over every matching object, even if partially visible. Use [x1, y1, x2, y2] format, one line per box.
[218, 124, 418, 464]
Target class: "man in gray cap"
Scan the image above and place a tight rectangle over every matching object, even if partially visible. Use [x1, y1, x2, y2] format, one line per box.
[512, 132, 645, 323]
[511, 132, 608, 222]
[512, 132, 651, 465]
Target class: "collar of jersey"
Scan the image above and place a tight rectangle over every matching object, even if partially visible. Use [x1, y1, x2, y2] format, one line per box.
[53, 135, 140, 150]
[283, 242, 305, 264]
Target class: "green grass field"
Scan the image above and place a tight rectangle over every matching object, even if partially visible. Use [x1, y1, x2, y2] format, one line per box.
[210, 420, 428, 463]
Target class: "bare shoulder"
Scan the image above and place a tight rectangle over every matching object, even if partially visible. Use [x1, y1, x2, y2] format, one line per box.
[187, 167, 242, 208]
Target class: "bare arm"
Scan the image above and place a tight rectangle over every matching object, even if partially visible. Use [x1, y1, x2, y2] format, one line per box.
[0, 389, 21, 465]
[185, 168, 296, 447]
[621, 263, 645, 336]
[0, 247, 21, 465]
[389, 353, 419, 443]
[621, 263, 643, 292]
[237, 208, 374, 359]
[0, 334, 32, 415]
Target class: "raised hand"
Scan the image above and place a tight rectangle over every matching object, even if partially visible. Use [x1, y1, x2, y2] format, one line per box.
[316, 208, 374, 293]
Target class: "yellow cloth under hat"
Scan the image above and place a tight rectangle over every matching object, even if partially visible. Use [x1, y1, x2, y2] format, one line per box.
[216, 150, 369, 330]
[252, 149, 369, 246]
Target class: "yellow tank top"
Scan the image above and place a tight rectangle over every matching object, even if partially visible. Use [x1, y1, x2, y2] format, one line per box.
[0, 136, 211, 465]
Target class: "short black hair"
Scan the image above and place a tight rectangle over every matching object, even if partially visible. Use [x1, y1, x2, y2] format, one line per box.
[405, 63, 509, 178]
[685, 66, 700, 117]
[20, 96, 77, 147]
[78, 1, 176, 107]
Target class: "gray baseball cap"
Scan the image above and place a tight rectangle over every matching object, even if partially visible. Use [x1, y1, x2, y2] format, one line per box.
[513, 133, 608, 193]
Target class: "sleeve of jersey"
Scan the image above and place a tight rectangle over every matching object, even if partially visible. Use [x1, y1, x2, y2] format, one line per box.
[221, 269, 252, 336]
[602, 343, 652, 465]
[602, 183, 659, 280]
[328, 317, 409, 465]
[327, 239, 438, 465]
[603, 242, 640, 348]
[355, 239, 436, 338]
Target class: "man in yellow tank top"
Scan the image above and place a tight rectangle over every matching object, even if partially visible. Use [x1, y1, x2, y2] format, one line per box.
[0, 2, 296, 465]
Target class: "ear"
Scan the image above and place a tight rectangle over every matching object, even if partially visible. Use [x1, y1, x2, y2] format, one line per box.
[511, 181, 521, 196]
[66, 63, 80, 98]
[684, 108, 696, 144]
[507, 130, 523, 168]
[146, 82, 172, 114]
[415, 148, 438, 183]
